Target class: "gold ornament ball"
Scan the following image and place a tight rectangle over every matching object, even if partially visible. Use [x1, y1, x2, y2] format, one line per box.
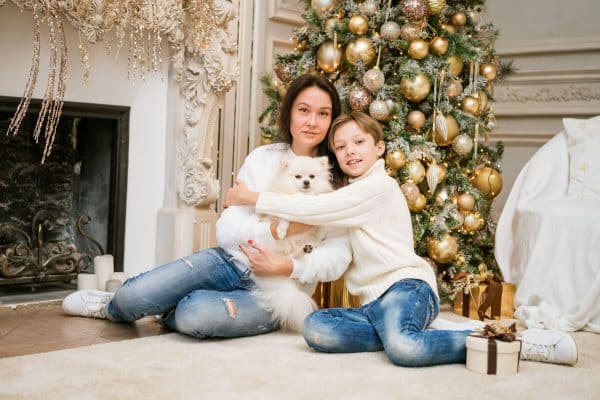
[463, 212, 485, 232]
[260, 136, 273, 146]
[428, 0, 446, 15]
[461, 96, 481, 115]
[473, 90, 489, 113]
[441, 22, 456, 34]
[481, 63, 497, 81]
[385, 150, 407, 170]
[362, 67, 385, 92]
[409, 193, 427, 212]
[407, 110, 426, 130]
[317, 40, 343, 73]
[380, 21, 402, 40]
[457, 193, 475, 211]
[359, 0, 379, 16]
[401, 182, 421, 203]
[346, 37, 376, 66]
[429, 36, 449, 56]
[400, 23, 422, 41]
[427, 234, 458, 264]
[407, 160, 426, 183]
[400, 73, 431, 103]
[446, 78, 463, 98]
[348, 15, 369, 35]
[408, 39, 429, 60]
[446, 55, 464, 77]
[311, 0, 337, 16]
[452, 134, 474, 155]
[433, 114, 460, 146]
[368, 99, 389, 121]
[451, 12, 467, 26]
[471, 166, 503, 197]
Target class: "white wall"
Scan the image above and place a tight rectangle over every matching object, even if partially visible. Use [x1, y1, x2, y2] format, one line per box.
[0, 4, 168, 276]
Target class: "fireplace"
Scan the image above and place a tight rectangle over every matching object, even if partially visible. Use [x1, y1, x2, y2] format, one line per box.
[0, 97, 129, 287]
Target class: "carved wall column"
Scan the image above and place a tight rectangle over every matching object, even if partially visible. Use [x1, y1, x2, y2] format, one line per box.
[155, 0, 238, 264]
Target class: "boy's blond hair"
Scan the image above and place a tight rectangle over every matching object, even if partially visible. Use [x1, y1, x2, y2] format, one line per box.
[328, 111, 384, 152]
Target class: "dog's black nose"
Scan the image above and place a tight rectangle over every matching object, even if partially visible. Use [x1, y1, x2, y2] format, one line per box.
[303, 180, 310, 188]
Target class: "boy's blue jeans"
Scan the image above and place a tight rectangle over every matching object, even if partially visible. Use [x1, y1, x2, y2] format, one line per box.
[302, 279, 471, 367]
[105, 247, 278, 338]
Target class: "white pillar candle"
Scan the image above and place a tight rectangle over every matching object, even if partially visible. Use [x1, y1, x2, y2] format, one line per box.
[94, 254, 114, 293]
[77, 273, 98, 290]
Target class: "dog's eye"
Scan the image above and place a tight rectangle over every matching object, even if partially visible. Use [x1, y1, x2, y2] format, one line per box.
[295, 175, 302, 179]
[309, 174, 315, 179]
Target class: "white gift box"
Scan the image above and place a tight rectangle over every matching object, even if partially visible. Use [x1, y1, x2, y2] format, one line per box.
[466, 334, 522, 375]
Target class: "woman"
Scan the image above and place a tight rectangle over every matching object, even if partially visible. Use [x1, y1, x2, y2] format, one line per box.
[63, 73, 352, 339]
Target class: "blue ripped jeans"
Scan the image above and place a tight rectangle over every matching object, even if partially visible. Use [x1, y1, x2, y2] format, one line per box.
[105, 247, 278, 338]
[302, 279, 470, 367]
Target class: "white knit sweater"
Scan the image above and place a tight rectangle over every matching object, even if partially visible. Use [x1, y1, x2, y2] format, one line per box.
[256, 158, 439, 304]
[216, 143, 351, 293]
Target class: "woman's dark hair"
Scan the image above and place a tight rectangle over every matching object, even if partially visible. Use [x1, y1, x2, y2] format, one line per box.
[276, 73, 346, 187]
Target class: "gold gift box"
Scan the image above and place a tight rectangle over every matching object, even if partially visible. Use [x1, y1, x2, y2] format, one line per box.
[453, 282, 516, 320]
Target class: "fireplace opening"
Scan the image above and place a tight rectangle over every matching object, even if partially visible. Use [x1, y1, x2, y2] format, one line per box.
[0, 97, 129, 294]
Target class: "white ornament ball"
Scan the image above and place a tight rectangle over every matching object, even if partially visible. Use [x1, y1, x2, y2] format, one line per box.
[452, 134, 474, 155]
[363, 68, 385, 92]
[369, 100, 389, 121]
[360, 0, 379, 16]
[380, 21, 401, 40]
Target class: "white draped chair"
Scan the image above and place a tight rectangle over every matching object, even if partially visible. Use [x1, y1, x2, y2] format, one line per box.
[495, 116, 600, 333]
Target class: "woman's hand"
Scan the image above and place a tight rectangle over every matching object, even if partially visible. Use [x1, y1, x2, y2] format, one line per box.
[224, 179, 259, 208]
[239, 240, 293, 277]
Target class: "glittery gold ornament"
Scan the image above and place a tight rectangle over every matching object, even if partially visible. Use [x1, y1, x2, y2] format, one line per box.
[401, 182, 421, 203]
[409, 194, 427, 212]
[317, 40, 343, 73]
[463, 212, 485, 232]
[400, 23, 422, 41]
[429, 36, 449, 56]
[446, 55, 464, 77]
[408, 39, 429, 60]
[274, 63, 294, 84]
[433, 114, 459, 146]
[446, 78, 463, 98]
[427, 234, 458, 264]
[345, 38, 376, 66]
[369, 99, 389, 121]
[385, 150, 407, 170]
[400, 73, 431, 103]
[311, 0, 338, 17]
[481, 63, 497, 81]
[441, 23, 456, 34]
[457, 193, 475, 211]
[471, 166, 503, 197]
[451, 12, 467, 26]
[407, 160, 426, 183]
[359, 0, 380, 16]
[452, 134, 474, 155]
[402, 0, 428, 21]
[380, 21, 401, 40]
[461, 96, 481, 115]
[407, 110, 426, 130]
[348, 15, 369, 35]
[347, 86, 373, 112]
[428, 0, 447, 15]
[363, 67, 385, 92]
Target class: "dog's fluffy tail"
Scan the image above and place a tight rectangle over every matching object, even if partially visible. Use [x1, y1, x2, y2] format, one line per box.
[252, 277, 317, 332]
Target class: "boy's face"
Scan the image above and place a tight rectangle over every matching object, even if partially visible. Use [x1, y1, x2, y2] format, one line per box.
[332, 121, 385, 178]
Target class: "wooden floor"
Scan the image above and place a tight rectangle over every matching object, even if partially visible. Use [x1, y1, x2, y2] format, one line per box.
[0, 301, 169, 359]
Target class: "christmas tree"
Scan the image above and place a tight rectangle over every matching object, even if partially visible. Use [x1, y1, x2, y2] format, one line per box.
[260, 0, 512, 300]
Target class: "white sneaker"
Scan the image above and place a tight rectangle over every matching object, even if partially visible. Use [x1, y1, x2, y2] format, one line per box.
[62, 290, 113, 319]
[520, 328, 578, 365]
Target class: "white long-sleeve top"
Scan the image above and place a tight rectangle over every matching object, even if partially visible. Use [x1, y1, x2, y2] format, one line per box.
[256, 158, 438, 305]
[216, 143, 352, 293]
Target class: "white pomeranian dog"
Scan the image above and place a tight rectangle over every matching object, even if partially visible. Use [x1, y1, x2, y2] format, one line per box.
[251, 155, 333, 332]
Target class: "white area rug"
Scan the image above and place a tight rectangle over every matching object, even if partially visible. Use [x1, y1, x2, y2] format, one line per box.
[1, 315, 598, 400]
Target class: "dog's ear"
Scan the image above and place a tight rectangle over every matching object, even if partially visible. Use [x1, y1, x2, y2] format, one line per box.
[318, 156, 331, 169]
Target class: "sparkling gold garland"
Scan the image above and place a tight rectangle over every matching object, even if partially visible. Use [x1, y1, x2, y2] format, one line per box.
[2, 0, 227, 161]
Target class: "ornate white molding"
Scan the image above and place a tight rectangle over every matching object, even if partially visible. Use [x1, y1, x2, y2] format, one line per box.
[495, 85, 600, 104]
[268, 0, 304, 26]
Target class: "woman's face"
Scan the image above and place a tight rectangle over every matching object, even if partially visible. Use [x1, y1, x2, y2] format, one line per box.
[289, 86, 333, 156]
